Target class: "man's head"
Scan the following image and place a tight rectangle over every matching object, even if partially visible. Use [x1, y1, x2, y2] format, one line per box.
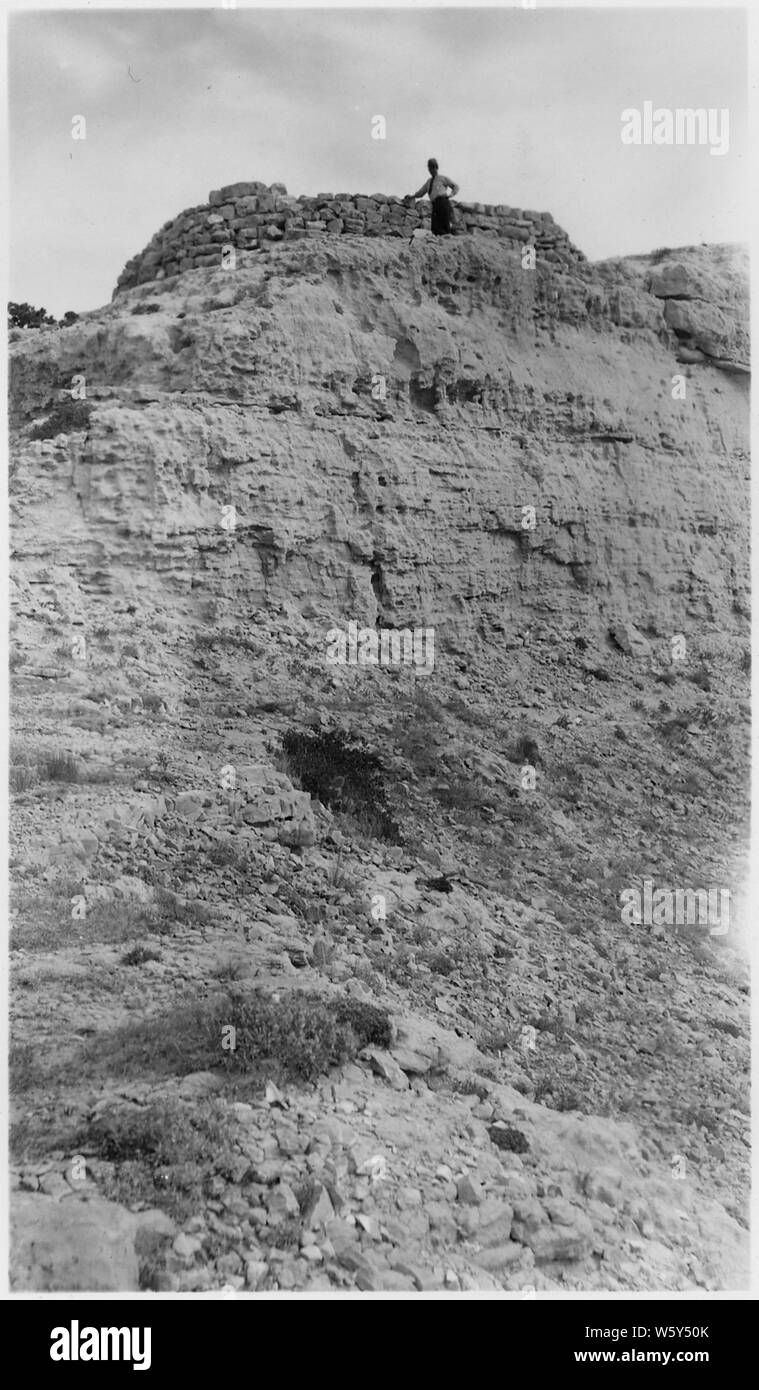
[427, 158, 439, 174]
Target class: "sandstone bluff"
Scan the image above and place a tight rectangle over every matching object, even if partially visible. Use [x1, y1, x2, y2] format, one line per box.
[9, 183, 749, 1294]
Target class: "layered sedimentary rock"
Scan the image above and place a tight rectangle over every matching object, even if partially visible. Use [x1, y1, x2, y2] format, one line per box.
[10, 232, 748, 658]
[8, 214, 751, 1296]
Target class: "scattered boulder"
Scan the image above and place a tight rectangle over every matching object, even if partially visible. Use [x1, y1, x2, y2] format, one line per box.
[12, 1194, 140, 1291]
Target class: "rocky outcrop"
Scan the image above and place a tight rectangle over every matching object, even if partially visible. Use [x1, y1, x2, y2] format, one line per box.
[9, 217, 750, 1294]
[9, 236, 749, 658]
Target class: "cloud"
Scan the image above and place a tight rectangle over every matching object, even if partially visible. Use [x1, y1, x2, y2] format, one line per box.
[9, 6, 748, 316]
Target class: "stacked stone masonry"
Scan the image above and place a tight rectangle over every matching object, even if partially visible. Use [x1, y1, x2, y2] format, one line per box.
[114, 181, 585, 295]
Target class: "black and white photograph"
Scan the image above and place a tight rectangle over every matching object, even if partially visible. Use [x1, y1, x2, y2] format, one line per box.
[4, 0, 753, 1327]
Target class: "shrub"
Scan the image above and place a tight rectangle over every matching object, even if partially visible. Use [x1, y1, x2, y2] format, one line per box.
[10, 765, 37, 793]
[42, 751, 79, 782]
[121, 945, 161, 966]
[215, 990, 390, 1083]
[70, 1098, 241, 1219]
[29, 399, 92, 440]
[8, 301, 56, 329]
[211, 958, 247, 982]
[9, 747, 38, 793]
[488, 1124, 529, 1153]
[657, 712, 693, 745]
[205, 838, 244, 869]
[281, 727, 400, 841]
[686, 664, 712, 692]
[331, 998, 392, 1049]
[504, 732, 541, 766]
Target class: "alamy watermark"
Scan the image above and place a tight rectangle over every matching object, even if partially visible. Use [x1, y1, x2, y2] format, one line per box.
[326, 621, 434, 673]
[621, 103, 729, 156]
[620, 879, 729, 935]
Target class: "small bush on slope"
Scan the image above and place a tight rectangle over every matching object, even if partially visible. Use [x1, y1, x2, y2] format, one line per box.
[281, 726, 400, 841]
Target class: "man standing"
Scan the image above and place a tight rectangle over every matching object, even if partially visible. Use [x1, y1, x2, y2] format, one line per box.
[406, 158, 460, 236]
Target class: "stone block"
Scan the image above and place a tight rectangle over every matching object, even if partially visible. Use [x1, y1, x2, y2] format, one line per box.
[219, 181, 267, 201]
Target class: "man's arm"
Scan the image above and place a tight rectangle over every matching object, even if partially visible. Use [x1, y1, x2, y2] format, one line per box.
[444, 176, 460, 197]
[407, 179, 431, 200]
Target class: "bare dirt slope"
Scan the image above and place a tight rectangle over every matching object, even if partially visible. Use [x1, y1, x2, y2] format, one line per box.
[8, 233, 750, 1292]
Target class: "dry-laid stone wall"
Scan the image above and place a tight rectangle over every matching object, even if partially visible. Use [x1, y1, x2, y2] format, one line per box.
[114, 181, 585, 295]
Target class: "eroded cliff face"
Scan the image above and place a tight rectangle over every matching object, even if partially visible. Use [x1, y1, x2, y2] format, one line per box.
[9, 236, 750, 652]
[8, 229, 751, 1294]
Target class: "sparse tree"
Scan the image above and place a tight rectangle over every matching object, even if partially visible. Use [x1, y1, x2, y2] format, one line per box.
[8, 301, 56, 329]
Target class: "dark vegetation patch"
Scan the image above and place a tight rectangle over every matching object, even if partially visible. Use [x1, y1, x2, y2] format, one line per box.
[29, 399, 93, 440]
[10, 989, 392, 1095]
[121, 945, 162, 967]
[281, 727, 400, 841]
[488, 1124, 530, 1153]
[13, 1098, 242, 1223]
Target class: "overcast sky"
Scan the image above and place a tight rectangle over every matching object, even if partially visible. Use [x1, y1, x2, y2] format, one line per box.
[8, 4, 748, 316]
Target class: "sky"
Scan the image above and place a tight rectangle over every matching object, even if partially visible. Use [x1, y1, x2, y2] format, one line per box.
[7, 4, 749, 316]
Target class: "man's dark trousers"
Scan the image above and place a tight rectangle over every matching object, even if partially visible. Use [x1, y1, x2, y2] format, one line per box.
[431, 196, 453, 235]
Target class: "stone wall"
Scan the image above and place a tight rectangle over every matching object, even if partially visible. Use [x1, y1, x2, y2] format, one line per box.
[113, 181, 585, 295]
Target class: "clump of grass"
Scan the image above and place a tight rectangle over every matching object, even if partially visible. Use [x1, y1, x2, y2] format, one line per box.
[153, 888, 205, 927]
[391, 688, 447, 779]
[72, 1098, 240, 1220]
[121, 643, 140, 660]
[686, 664, 712, 692]
[488, 1124, 529, 1153]
[205, 838, 244, 869]
[657, 712, 693, 745]
[29, 398, 92, 440]
[11, 987, 393, 1102]
[428, 950, 456, 976]
[211, 958, 247, 982]
[10, 882, 163, 953]
[153, 750, 172, 783]
[42, 751, 79, 782]
[281, 727, 400, 842]
[218, 990, 391, 1083]
[9, 759, 38, 793]
[331, 998, 392, 1049]
[121, 945, 161, 967]
[533, 1078, 583, 1112]
[131, 302, 162, 315]
[508, 733, 541, 766]
[478, 1026, 514, 1055]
